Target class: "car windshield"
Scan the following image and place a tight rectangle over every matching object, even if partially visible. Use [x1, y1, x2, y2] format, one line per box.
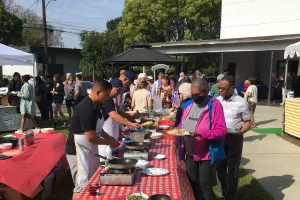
[84, 81, 93, 89]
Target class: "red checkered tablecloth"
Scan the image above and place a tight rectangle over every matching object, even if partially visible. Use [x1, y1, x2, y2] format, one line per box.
[76, 138, 195, 200]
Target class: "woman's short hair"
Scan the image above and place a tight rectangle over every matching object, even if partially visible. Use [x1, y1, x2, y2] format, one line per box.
[13, 72, 21, 78]
[22, 75, 31, 82]
[139, 81, 148, 89]
[191, 77, 209, 93]
[161, 75, 169, 81]
[54, 73, 62, 83]
[179, 83, 191, 100]
[249, 77, 256, 85]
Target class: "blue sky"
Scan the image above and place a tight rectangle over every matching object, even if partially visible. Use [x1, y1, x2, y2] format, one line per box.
[14, 0, 124, 48]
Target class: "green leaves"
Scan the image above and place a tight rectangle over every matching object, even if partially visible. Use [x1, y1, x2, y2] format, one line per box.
[79, 18, 124, 79]
[0, 1, 23, 45]
[118, 0, 221, 47]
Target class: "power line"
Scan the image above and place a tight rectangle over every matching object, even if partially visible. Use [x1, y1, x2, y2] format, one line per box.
[47, 21, 106, 31]
[24, 0, 40, 12]
[34, 0, 40, 13]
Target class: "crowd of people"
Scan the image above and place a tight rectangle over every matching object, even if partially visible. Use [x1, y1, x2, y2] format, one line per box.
[6, 72, 90, 133]
[4, 69, 264, 199]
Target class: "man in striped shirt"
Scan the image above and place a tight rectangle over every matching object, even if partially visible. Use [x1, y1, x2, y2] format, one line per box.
[216, 75, 251, 200]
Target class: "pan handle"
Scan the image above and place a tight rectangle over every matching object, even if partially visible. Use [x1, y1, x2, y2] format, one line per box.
[94, 154, 119, 160]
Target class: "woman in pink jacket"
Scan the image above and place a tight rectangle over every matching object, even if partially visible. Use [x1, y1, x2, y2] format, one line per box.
[180, 77, 227, 200]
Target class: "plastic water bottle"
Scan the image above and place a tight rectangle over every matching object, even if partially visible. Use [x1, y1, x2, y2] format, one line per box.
[104, 145, 112, 169]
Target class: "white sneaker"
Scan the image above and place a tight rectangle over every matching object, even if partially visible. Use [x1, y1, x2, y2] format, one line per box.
[15, 130, 24, 134]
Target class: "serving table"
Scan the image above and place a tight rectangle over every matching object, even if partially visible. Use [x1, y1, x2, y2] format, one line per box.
[0, 133, 67, 198]
[76, 137, 195, 200]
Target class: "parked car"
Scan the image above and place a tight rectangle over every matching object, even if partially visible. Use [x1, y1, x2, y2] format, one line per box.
[83, 81, 94, 94]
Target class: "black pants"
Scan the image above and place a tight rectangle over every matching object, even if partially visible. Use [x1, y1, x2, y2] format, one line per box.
[186, 156, 215, 200]
[48, 100, 53, 119]
[270, 87, 276, 102]
[216, 134, 243, 200]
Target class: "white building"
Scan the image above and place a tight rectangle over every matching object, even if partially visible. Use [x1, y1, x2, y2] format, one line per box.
[152, 0, 300, 102]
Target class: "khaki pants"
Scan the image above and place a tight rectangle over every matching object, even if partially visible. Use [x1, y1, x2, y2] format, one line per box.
[248, 101, 257, 124]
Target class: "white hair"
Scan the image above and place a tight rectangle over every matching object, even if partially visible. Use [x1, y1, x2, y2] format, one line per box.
[179, 83, 191, 100]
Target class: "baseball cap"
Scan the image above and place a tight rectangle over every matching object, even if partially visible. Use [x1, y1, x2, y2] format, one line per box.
[120, 69, 125, 75]
[217, 74, 225, 81]
[138, 73, 147, 79]
[109, 77, 123, 88]
[122, 71, 135, 85]
[147, 76, 153, 81]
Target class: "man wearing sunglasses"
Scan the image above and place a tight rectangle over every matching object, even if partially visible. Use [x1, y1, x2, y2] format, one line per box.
[216, 75, 251, 200]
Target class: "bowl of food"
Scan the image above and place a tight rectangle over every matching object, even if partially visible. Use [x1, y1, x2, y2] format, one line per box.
[0, 143, 13, 151]
[149, 194, 171, 200]
[126, 193, 149, 200]
[135, 160, 150, 170]
[41, 128, 55, 134]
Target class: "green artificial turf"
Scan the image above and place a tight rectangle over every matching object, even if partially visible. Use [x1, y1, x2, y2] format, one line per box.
[251, 128, 282, 135]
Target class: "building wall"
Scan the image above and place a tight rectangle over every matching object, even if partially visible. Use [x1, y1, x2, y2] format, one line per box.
[223, 50, 298, 87]
[223, 52, 255, 84]
[54, 51, 81, 77]
[221, 0, 300, 39]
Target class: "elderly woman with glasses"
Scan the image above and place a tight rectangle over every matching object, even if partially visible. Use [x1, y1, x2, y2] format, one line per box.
[179, 77, 227, 200]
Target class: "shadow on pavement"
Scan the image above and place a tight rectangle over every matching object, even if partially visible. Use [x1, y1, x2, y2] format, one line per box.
[244, 135, 267, 142]
[256, 119, 278, 126]
[239, 174, 295, 200]
[240, 157, 250, 166]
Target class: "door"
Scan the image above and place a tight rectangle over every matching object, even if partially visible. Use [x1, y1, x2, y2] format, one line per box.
[228, 63, 236, 78]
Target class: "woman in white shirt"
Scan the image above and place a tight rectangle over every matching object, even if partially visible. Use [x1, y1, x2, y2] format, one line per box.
[131, 81, 152, 112]
[245, 78, 258, 127]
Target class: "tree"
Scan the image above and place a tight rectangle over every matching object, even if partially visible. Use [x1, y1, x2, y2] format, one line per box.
[5, 0, 63, 47]
[79, 17, 124, 78]
[0, 0, 23, 45]
[118, 0, 221, 47]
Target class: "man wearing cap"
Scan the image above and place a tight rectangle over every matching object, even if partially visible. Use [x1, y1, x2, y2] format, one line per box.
[210, 74, 225, 97]
[146, 76, 154, 93]
[100, 78, 140, 132]
[130, 73, 147, 97]
[114, 71, 136, 109]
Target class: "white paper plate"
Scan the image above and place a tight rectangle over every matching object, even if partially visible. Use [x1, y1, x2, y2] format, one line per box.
[0, 143, 13, 151]
[136, 160, 150, 170]
[150, 132, 163, 139]
[142, 168, 169, 176]
[155, 154, 166, 160]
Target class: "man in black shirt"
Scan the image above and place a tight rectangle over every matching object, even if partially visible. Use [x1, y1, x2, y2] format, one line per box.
[66, 79, 118, 199]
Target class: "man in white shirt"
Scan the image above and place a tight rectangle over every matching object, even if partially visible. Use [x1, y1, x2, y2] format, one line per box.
[216, 75, 251, 200]
[245, 78, 258, 127]
[152, 72, 164, 98]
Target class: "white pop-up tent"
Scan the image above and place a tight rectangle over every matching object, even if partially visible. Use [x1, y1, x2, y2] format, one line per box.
[282, 42, 300, 134]
[0, 43, 34, 66]
[0, 43, 36, 77]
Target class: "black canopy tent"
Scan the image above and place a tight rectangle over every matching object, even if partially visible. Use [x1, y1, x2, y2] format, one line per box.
[104, 41, 181, 67]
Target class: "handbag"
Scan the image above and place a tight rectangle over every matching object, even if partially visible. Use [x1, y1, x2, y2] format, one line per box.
[208, 97, 226, 165]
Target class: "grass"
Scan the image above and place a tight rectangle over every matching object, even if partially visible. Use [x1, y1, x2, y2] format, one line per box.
[0, 117, 69, 136]
[252, 128, 282, 135]
[213, 168, 274, 200]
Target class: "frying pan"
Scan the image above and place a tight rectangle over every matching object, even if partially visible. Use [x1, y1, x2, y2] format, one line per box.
[125, 142, 148, 151]
[95, 154, 138, 169]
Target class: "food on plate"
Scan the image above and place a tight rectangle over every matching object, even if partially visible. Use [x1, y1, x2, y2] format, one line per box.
[127, 195, 147, 200]
[126, 193, 149, 200]
[141, 121, 154, 127]
[167, 128, 186, 135]
[142, 168, 169, 176]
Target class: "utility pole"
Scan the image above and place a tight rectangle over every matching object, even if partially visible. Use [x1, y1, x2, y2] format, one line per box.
[42, 0, 49, 76]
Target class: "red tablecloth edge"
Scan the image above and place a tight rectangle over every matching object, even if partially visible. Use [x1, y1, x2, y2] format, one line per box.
[0, 133, 67, 197]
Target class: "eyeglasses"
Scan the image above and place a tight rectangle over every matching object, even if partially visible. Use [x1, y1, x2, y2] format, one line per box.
[218, 86, 231, 91]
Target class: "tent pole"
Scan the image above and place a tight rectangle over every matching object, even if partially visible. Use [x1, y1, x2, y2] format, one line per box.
[282, 58, 289, 135]
[143, 66, 145, 73]
[181, 54, 184, 72]
[220, 53, 224, 74]
[267, 50, 274, 106]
